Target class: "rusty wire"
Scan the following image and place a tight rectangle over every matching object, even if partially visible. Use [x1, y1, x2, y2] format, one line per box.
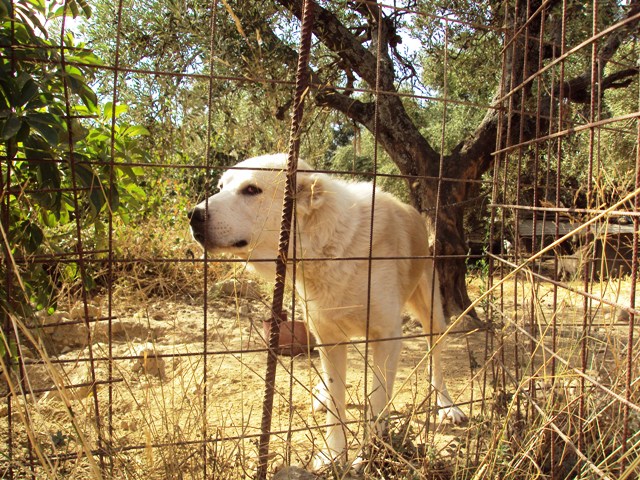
[255, 0, 315, 478]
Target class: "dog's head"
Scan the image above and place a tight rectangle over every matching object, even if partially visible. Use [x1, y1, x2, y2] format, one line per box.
[188, 153, 325, 257]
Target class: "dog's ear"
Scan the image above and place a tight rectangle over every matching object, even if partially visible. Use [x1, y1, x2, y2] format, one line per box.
[295, 172, 326, 215]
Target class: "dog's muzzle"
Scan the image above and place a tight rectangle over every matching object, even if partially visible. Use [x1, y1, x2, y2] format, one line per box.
[188, 207, 249, 249]
[188, 207, 207, 244]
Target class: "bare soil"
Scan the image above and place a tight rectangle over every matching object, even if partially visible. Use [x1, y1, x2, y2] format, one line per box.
[1, 275, 636, 479]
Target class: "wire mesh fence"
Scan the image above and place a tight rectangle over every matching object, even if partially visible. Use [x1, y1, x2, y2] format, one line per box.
[1, 0, 639, 479]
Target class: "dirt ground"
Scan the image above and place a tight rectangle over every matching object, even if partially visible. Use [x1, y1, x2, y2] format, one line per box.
[1, 274, 637, 478]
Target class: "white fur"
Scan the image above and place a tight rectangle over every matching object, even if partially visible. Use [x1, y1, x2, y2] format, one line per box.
[189, 153, 466, 471]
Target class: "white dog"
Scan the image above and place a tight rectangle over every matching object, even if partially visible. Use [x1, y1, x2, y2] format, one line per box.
[188, 153, 466, 470]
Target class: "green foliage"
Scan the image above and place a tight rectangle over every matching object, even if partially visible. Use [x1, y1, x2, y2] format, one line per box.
[2, 0, 636, 314]
[1, 0, 149, 313]
[83, 0, 286, 165]
[327, 126, 408, 201]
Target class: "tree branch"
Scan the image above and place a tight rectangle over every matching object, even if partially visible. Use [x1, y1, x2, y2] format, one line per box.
[276, 0, 384, 88]
[560, 67, 639, 104]
[276, 0, 440, 174]
[315, 89, 376, 127]
[451, 0, 640, 182]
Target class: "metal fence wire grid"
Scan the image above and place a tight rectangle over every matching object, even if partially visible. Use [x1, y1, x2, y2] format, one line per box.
[1, 0, 639, 479]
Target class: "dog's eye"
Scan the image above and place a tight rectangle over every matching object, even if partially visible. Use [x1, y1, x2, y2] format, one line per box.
[242, 185, 262, 196]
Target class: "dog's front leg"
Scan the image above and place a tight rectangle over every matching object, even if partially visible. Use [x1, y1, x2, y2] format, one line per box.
[429, 339, 467, 424]
[369, 335, 402, 435]
[347, 335, 402, 472]
[312, 342, 348, 471]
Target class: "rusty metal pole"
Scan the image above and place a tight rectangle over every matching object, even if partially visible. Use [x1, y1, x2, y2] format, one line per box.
[255, 1, 315, 478]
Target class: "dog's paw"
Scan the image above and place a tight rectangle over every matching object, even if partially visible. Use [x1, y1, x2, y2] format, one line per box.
[312, 383, 329, 413]
[310, 450, 344, 472]
[350, 455, 366, 472]
[438, 405, 467, 424]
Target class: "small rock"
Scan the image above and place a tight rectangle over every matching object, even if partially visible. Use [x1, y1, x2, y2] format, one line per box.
[69, 303, 101, 321]
[273, 466, 320, 480]
[617, 310, 630, 323]
[131, 344, 166, 379]
[216, 279, 262, 300]
[39, 311, 68, 327]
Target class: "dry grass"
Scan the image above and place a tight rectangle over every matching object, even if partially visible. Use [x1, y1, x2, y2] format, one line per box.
[464, 270, 640, 480]
[1, 217, 638, 479]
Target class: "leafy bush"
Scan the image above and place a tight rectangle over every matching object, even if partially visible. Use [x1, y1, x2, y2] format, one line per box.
[1, 0, 149, 315]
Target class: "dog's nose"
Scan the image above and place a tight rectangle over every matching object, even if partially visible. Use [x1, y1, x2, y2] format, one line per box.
[188, 207, 206, 224]
[189, 207, 207, 244]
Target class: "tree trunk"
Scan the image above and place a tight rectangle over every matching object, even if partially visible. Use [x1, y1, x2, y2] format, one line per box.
[431, 201, 476, 322]
[408, 158, 480, 323]
[275, 0, 484, 321]
[373, 123, 480, 322]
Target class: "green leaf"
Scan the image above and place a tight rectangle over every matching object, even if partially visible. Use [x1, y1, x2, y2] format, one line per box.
[26, 112, 60, 145]
[103, 102, 128, 121]
[65, 52, 105, 67]
[63, 263, 79, 283]
[75, 163, 105, 216]
[116, 164, 142, 182]
[109, 185, 120, 211]
[0, 115, 22, 140]
[14, 2, 47, 38]
[60, 118, 89, 144]
[0, 0, 9, 19]
[122, 125, 150, 137]
[37, 159, 61, 188]
[67, 0, 79, 18]
[24, 135, 53, 160]
[54, 0, 91, 19]
[31, 157, 62, 214]
[63, 67, 98, 113]
[15, 119, 30, 142]
[125, 183, 146, 202]
[40, 209, 58, 228]
[85, 125, 107, 138]
[20, 220, 44, 253]
[73, 0, 92, 18]
[0, 86, 9, 110]
[0, 75, 21, 109]
[18, 77, 39, 107]
[74, 162, 99, 189]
